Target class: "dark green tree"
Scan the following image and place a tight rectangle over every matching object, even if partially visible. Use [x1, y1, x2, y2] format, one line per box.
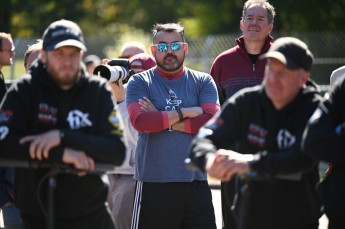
[2, 0, 345, 38]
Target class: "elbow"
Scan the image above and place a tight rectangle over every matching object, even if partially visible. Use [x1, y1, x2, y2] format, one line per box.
[302, 134, 323, 160]
[130, 118, 145, 132]
[129, 111, 146, 132]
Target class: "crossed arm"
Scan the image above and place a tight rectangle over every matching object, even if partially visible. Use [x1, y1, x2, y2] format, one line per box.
[127, 100, 219, 134]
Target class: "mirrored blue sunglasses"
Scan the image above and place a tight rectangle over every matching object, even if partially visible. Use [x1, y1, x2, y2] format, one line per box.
[153, 42, 185, 52]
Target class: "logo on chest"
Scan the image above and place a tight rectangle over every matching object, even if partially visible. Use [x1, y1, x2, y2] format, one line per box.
[247, 123, 296, 150]
[277, 129, 296, 150]
[247, 123, 267, 148]
[38, 103, 58, 125]
[67, 109, 92, 129]
[165, 89, 182, 111]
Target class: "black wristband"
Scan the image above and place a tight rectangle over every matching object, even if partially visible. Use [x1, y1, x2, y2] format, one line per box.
[176, 108, 184, 122]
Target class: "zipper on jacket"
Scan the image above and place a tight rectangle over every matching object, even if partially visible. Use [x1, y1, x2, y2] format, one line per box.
[252, 64, 256, 72]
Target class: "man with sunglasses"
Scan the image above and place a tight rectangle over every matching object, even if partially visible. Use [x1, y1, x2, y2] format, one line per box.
[126, 23, 220, 229]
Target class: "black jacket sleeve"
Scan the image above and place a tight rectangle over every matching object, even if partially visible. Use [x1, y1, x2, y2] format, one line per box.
[60, 85, 126, 165]
[302, 80, 345, 164]
[187, 96, 244, 172]
[0, 81, 40, 161]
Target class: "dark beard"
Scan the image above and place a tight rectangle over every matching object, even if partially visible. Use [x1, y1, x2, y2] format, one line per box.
[46, 64, 81, 89]
[157, 54, 185, 72]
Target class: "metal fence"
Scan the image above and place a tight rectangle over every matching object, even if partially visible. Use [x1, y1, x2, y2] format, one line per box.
[186, 31, 345, 87]
[11, 31, 345, 88]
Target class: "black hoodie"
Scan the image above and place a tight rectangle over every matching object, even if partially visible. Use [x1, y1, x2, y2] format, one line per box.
[188, 80, 322, 229]
[302, 76, 345, 227]
[0, 61, 125, 219]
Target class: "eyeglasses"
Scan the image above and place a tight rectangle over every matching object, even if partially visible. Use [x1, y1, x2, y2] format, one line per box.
[153, 42, 185, 52]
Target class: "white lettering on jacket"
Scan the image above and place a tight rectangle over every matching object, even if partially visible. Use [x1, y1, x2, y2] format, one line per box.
[67, 110, 92, 129]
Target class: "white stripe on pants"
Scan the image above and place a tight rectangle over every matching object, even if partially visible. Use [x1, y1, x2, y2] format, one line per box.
[130, 180, 143, 229]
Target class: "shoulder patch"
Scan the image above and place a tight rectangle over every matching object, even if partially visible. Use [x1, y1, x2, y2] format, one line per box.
[0, 110, 13, 123]
[108, 110, 123, 136]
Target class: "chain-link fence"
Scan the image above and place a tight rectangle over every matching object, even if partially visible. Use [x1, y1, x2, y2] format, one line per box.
[186, 31, 345, 87]
[10, 31, 345, 88]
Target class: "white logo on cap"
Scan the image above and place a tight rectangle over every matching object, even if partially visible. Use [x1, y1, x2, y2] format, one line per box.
[51, 28, 79, 38]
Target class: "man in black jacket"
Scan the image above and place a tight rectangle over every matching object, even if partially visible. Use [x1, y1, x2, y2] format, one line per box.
[0, 32, 21, 229]
[302, 69, 345, 228]
[187, 37, 322, 229]
[0, 19, 125, 229]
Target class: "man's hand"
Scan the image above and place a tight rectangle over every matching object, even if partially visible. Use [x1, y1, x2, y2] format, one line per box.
[108, 78, 125, 103]
[102, 58, 110, 65]
[139, 96, 158, 112]
[63, 148, 95, 176]
[20, 130, 61, 160]
[205, 149, 252, 181]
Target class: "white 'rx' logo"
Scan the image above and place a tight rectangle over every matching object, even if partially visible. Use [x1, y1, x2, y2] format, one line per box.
[277, 129, 296, 150]
[66, 110, 92, 129]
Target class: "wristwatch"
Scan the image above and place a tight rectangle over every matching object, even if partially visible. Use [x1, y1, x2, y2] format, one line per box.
[176, 108, 184, 121]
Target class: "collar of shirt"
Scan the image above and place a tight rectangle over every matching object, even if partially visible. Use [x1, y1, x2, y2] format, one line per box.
[156, 67, 184, 80]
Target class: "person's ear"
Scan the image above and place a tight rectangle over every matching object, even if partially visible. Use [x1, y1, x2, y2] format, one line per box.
[298, 71, 310, 87]
[268, 23, 274, 34]
[302, 71, 310, 84]
[40, 50, 47, 64]
[183, 43, 188, 55]
[151, 46, 156, 55]
[240, 20, 244, 32]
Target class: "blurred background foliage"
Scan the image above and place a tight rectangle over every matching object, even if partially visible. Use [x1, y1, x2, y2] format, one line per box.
[2, 0, 345, 37]
[1, 0, 345, 84]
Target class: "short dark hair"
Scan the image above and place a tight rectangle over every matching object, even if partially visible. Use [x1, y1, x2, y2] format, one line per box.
[152, 23, 185, 43]
[242, 0, 276, 24]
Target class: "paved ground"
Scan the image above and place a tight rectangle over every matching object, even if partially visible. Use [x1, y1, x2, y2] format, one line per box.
[211, 189, 328, 229]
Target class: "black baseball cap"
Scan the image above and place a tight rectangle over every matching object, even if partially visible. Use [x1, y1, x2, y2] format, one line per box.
[42, 19, 87, 52]
[260, 37, 314, 71]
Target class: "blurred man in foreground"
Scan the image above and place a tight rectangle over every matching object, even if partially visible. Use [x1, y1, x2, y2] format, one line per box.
[188, 37, 322, 229]
[0, 19, 125, 229]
